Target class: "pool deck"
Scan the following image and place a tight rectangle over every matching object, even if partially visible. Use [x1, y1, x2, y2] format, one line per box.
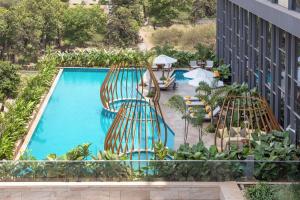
[153, 69, 215, 149]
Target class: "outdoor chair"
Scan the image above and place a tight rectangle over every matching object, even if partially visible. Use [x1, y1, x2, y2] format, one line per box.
[204, 106, 221, 120]
[205, 60, 214, 70]
[190, 61, 200, 69]
[152, 65, 158, 71]
[159, 76, 176, 90]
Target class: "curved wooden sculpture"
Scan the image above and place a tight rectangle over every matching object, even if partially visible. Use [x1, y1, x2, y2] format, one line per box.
[215, 94, 281, 152]
[100, 62, 168, 160]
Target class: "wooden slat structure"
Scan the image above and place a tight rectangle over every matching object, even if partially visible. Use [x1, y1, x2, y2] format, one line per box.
[215, 94, 281, 152]
[100, 62, 168, 160]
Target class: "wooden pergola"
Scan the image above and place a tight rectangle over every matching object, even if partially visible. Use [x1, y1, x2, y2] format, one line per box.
[215, 94, 281, 152]
[100, 62, 168, 160]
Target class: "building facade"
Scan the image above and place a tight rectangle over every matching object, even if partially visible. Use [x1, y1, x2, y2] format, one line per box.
[216, 0, 300, 144]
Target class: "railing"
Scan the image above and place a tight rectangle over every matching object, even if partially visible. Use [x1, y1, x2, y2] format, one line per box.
[1, 160, 300, 182]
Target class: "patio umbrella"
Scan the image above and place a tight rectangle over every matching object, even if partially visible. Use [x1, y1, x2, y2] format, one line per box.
[153, 55, 177, 65]
[153, 55, 177, 79]
[183, 68, 214, 79]
[188, 77, 224, 88]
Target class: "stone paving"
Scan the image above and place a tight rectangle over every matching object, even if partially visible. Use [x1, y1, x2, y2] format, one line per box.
[153, 70, 215, 149]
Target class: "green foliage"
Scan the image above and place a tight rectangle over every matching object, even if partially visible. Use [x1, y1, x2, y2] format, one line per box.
[154, 141, 169, 160]
[92, 150, 128, 160]
[105, 6, 140, 47]
[214, 64, 231, 80]
[54, 49, 154, 67]
[148, 0, 190, 27]
[195, 81, 229, 124]
[152, 44, 196, 67]
[46, 143, 91, 160]
[2, 0, 67, 63]
[252, 131, 300, 181]
[63, 5, 107, 47]
[245, 183, 276, 200]
[0, 56, 58, 159]
[0, 61, 20, 99]
[190, 0, 216, 24]
[167, 95, 186, 114]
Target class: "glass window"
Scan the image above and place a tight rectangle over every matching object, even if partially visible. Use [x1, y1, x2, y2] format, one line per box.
[255, 17, 260, 48]
[279, 91, 285, 126]
[278, 0, 289, 8]
[266, 60, 271, 86]
[295, 0, 300, 12]
[296, 38, 300, 114]
[280, 51, 286, 90]
[266, 23, 271, 58]
[279, 29, 286, 50]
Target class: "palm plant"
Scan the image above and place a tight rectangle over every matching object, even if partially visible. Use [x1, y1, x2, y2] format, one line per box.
[195, 80, 229, 125]
[189, 107, 205, 141]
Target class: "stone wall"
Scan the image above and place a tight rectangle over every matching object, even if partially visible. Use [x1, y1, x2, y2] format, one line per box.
[0, 182, 244, 200]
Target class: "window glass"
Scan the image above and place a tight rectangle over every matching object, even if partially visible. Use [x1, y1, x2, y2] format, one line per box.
[296, 0, 300, 12]
[266, 23, 271, 58]
[296, 38, 300, 115]
[279, 29, 286, 50]
[278, 0, 289, 8]
[279, 51, 286, 90]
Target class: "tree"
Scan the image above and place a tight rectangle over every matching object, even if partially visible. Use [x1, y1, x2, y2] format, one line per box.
[2, 0, 66, 63]
[190, 0, 216, 24]
[0, 61, 20, 112]
[0, 8, 8, 59]
[195, 81, 229, 125]
[105, 6, 140, 47]
[189, 107, 205, 141]
[148, 0, 191, 28]
[63, 5, 107, 47]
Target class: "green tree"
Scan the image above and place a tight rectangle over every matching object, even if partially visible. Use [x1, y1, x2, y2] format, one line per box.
[0, 61, 20, 112]
[63, 5, 107, 47]
[190, 0, 216, 24]
[2, 0, 66, 63]
[195, 81, 228, 125]
[0, 8, 8, 59]
[105, 6, 140, 47]
[148, 0, 191, 28]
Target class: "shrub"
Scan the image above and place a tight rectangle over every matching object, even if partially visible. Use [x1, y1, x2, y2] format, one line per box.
[245, 183, 276, 200]
[150, 23, 216, 51]
[0, 57, 58, 159]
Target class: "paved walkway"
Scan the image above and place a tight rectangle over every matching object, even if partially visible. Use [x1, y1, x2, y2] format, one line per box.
[152, 70, 215, 149]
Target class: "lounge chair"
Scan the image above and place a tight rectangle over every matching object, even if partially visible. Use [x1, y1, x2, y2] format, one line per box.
[157, 75, 175, 84]
[152, 65, 158, 71]
[190, 61, 200, 69]
[205, 60, 214, 70]
[159, 76, 176, 90]
[204, 106, 221, 120]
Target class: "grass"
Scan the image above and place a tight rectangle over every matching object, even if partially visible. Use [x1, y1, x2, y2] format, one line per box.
[245, 183, 300, 200]
[145, 22, 216, 51]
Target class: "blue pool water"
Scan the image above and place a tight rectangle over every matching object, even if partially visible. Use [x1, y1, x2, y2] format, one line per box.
[27, 68, 174, 159]
[172, 70, 191, 82]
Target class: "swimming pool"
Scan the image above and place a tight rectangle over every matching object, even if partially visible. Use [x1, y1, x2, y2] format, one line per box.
[26, 68, 174, 159]
[172, 69, 192, 82]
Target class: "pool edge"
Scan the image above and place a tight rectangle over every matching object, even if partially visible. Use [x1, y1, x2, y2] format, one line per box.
[15, 69, 64, 160]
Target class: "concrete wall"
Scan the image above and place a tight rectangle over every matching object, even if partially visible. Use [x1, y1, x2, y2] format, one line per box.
[0, 182, 244, 200]
[229, 0, 300, 38]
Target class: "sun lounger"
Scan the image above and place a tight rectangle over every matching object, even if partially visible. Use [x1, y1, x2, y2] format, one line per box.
[204, 106, 221, 120]
[159, 76, 176, 90]
[152, 65, 158, 71]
